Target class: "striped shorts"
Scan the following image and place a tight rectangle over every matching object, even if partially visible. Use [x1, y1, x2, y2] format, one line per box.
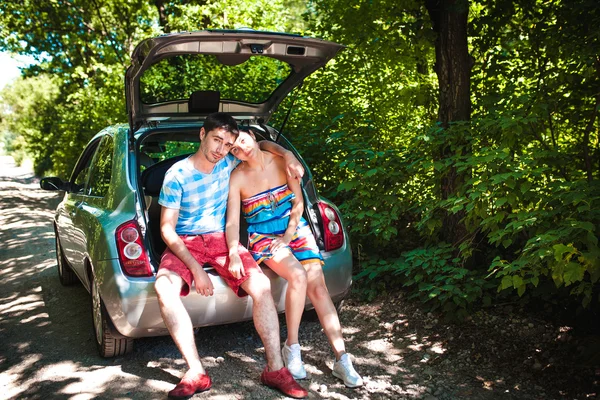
[248, 223, 324, 266]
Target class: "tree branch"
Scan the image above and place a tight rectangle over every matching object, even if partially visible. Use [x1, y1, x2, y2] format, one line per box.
[89, 0, 125, 65]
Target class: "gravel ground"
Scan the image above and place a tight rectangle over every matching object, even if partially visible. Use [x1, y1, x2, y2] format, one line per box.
[0, 155, 598, 400]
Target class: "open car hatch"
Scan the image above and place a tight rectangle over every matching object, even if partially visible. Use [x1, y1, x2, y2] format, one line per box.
[125, 29, 344, 139]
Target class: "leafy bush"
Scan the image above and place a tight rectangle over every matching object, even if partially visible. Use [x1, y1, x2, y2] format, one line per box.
[356, 243, 497, 318]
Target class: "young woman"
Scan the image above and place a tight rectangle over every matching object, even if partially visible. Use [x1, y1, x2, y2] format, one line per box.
[225, 129, 363, 388]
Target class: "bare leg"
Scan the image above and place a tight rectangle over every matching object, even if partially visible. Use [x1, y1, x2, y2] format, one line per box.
[264, 250, 307, 346]
[305, 262, 346, 360]
[240, 273, 284, 371]
[155, 269, 205, 375]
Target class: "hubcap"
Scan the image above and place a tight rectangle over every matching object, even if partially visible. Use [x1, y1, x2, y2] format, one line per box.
[92, 278, 103, 345]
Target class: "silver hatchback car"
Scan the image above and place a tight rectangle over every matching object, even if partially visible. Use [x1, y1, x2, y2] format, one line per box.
[40, 30, 351, 357]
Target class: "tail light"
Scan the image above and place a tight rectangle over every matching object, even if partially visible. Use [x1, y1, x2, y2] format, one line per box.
[317, 202, 345, 251]
[116, 220, 153, 277]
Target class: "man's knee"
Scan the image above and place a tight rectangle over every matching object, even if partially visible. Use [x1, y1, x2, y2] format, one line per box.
[155, 270, 183, 299]
[243, 273, 272, 299]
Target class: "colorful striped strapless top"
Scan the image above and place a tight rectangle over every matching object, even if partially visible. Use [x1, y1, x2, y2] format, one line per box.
[241, 184, 296, 235]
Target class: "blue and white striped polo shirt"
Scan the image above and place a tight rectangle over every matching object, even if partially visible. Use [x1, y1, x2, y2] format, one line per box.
[159, 154, 240, 235]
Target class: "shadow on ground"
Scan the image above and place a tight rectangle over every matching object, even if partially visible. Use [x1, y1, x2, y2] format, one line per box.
[1, 168, 597, 400]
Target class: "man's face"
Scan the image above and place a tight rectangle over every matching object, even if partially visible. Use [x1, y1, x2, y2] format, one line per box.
[200, 127, 236, 164]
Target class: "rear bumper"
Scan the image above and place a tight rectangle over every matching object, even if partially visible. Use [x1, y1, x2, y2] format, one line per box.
[98, 244, 353, 338]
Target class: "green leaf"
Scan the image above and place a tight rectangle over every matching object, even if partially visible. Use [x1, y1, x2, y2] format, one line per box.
[512, 275, 524, 289]
[501, 276, 513, 290]
[563, 262, 585, 286]
[337, 181, 356, 191]
[571, 221, 594, 232]
[531, 276, 539, 287]
[553, 244, 572, 261]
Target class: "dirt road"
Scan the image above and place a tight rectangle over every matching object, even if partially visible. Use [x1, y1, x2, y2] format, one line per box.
[0, 155, 597, 400]
[0, 155, 403, 400]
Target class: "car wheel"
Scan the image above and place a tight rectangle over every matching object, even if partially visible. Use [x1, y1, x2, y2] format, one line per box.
[55, 233, 77, 286]
[91, 275, 134, 357]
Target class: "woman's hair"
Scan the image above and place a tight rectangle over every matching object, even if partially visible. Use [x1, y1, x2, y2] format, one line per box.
[203, 112, 239, 136]
[238, 127, 256, 139]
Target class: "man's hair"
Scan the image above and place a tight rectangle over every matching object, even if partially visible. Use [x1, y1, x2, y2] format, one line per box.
[202, 112, 239, 137]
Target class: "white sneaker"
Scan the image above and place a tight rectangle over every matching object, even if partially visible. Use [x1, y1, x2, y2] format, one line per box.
[332, 353, 363, 388]
[281, 341, 307, 380]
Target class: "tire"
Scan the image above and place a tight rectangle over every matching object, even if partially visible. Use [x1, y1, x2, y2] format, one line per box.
[91, 275, 134, 357]
[55, 232, 77, 286]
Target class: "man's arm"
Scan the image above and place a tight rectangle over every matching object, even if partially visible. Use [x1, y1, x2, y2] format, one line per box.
[160, 207, 214, 296]
[258, 140, 305, 181]
[269, 158, 305, 254]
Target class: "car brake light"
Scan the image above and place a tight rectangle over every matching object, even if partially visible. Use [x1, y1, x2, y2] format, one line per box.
[116, 221, 153, 277]
[317, 202, 344, 251]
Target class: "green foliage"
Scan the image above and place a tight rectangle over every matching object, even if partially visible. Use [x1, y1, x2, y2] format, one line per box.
[0, 0, 306, 177]
[141, 54, 290, 104]
[275, 0, 437, 255]
[356, 243, 496, 318]
[2, 0, 600, 317]
[0, 75, 61, 174]
[486, 178, 600, 307]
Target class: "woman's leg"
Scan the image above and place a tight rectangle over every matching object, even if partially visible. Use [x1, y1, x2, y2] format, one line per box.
[304, 262, 346, 359]
[264, 250, 308, 346]
[304, 262, 363, 387]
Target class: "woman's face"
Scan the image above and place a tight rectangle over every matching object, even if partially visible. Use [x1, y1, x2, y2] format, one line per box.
[230, 131, 257, 161]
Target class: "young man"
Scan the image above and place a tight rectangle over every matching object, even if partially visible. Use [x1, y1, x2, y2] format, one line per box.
[155, 112, 308, 399]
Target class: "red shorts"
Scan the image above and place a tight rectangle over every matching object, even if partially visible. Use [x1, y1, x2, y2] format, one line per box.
[159, 232, 262, 297]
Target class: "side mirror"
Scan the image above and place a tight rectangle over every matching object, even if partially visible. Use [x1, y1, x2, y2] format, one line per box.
[40, 177, 69, 191]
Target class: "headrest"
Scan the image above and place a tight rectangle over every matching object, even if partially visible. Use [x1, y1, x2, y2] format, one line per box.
[141, 153, 192, 196]
[188, 90, 220, 114]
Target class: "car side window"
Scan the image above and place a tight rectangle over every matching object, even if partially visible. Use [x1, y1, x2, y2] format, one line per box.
[71, 142, 100, 195]
[88, 135, 114, 198]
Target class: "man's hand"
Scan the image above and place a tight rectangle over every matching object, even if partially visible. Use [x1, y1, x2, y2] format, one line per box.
[284, 152, 305, 181]
[228, 252, 246, 280]
[191, 264, 214, 296]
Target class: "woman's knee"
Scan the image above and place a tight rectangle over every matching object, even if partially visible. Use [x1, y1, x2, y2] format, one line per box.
[308, 279, 330, 300]
[289, 266, 308, 288]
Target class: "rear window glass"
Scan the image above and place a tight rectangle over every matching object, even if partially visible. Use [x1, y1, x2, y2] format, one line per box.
[140, 54, 292, 105]
[140, 139, 199, 170]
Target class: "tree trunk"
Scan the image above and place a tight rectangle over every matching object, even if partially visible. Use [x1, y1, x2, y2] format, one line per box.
[426, 0, 472, 245]
[154, 0, 168, 32]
